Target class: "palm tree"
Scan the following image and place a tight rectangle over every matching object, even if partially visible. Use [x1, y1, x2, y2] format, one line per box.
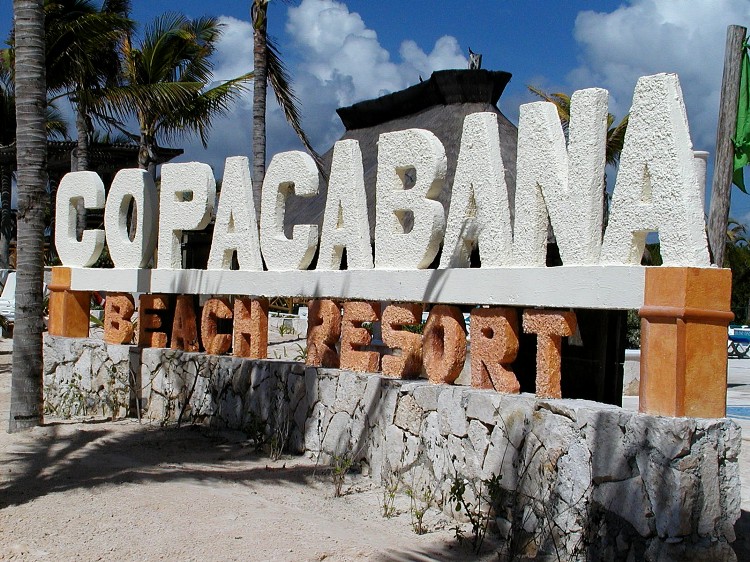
[251, 0, 320, 215]
[43, 0, 133, 172]
[99, 13, 252, 177]
[10, 0, 47, 432]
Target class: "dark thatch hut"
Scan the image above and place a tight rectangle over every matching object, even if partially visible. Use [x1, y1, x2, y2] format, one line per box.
[284, 69, 517, 240]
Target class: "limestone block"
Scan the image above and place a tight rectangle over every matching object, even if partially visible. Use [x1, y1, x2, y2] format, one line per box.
[318, 140, 373, 270]
[260, 151, 319, 270]
[334, 370, 367, 415]
[306, 300, 341, 368]
[55, 171, 105, 267]
[360, 375, 382, 418]
[374, 128, 446, 269]
[423, 305, 467, 385]
[483, 424, 518, 487]
[514, 89, 607, 266]
[440, 112, 513, 268]
[467, 419, 490, 462]
[138, 294, 171, 348]
[340, 301, 380, 373]
[394, 393, 424, 435]
[201, 297, 233, 355]
[470, 307, 520, 393]
[171, 295, 199, 352]
[208, 156, 263, 271]
[322, 411, 352, 457]
[437, 387, 467, 437]
[555, 439, 592, 508]
[600, 74, 710, 266]
[412, 383, 440, 411]
[381, 303, 422, 378]
[104, 168, 158, 268]
[317, 372, 338, 407]
[103, 293, 135, 344]
[465, 390, 502, 425]
[522, 309, 577, 399]
[158, 162, 216, 269]
[233, 298, 268, 359]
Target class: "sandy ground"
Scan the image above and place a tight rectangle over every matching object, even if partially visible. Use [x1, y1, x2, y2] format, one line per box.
[0, 353, 500, 561]
[2, 339, 750, 560]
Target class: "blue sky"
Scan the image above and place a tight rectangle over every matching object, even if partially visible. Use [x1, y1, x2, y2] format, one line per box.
[3, 0, 750, 221]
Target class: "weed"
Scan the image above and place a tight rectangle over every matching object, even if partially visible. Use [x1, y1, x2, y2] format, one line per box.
[330, 452, 355, 497]
[449, 470, 503, 554]
[269, 378, 291, 461]
[278, 321, 296, 337]
[380, 469, 400, 518]
[292, 343, 307, 362]
[405, 482, 434, 535]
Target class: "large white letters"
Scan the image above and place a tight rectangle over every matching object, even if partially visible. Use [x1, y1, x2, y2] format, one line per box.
[104, 168, 158, 268]
[375, 129, 446, 269]
[260, 151, 319, 270]
[601, 74, 710, 266]
[55, 171, 105, 267]
[157, 162, 216, 269]
[440, 112, 513, 268]
[318, 140, 373, 270]
[514, 88, 607, 265]
[208, 156, 262, 271]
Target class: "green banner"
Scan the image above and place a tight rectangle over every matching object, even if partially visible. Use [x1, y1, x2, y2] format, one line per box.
[734, 40, 750, 192]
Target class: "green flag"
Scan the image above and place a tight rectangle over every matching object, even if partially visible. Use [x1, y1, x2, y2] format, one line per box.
[734, 40, 750, 193]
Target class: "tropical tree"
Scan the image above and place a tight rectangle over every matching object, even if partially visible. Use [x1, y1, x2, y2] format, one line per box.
[100, 13, 252, 177]
[43, 0, 133, 172]
[251, 0, 319, 214]
[10, 0, 47, 432]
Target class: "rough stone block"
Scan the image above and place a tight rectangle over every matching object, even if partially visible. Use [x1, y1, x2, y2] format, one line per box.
[394, 394, 424, 435]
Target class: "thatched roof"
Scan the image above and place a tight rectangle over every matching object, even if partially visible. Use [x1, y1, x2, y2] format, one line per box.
[285, 69, 518, 239]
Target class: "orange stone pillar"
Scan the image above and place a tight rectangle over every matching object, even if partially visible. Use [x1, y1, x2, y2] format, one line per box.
[639, 267, 733, 418]
[48, 267, 91, 338]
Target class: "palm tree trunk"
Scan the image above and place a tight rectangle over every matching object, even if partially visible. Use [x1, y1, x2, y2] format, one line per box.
[74, 104, 88, 240]
[0, 166, 12, 269]
[10, 0, 47, 432]
[138, 131, 157, 178]
[251, 0, 268, 222]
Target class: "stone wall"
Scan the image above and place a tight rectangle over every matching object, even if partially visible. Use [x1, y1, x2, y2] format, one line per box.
[43, 335, 741, 561]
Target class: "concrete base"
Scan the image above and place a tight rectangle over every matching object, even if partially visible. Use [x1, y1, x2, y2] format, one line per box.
[43, 335, 741, 561]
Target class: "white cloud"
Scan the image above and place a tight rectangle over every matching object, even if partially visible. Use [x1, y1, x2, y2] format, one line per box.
[570, 0, 750, 151]
[180, 0, 468, 175]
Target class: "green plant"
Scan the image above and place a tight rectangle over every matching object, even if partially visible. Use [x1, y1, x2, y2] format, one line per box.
[330, 452, 355, 497]
[448, 471, 503, 554]
[278, 322, 296, 337]
[269, 378, 291, 461]
[405, 481, 434, 535]
[380, 469, 400, 518]
[403, 321, 426, 334]
[292, 343, 307, 362]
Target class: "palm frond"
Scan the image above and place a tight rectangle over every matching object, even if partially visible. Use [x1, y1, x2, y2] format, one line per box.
[266, 35, 323, 174]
